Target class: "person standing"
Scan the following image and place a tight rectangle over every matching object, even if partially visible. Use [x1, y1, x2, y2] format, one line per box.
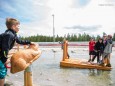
[0, 18, 34, 86]
[92, 38, 104, 64]
[100, 35, 113, 67]
[88, 38, 95, 62]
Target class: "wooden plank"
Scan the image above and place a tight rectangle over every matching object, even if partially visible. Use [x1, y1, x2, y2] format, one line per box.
[60, 58, 112, 71]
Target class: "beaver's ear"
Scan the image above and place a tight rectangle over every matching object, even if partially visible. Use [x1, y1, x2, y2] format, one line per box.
[29, 44, 39, 51]
[32, 51, 41, 57]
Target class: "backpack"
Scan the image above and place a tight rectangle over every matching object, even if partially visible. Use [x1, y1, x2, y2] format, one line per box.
[0, 33, 4, 49]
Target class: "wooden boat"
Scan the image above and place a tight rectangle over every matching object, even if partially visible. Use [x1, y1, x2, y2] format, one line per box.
[60, 40, 112, 71]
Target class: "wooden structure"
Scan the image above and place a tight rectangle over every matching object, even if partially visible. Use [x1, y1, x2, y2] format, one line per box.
[24, 65, 33, 86]
[60, 40, 112, 71]
[8, 44, 36, 86]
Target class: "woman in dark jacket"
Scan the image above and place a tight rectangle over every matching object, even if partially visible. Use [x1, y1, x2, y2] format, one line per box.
[92, 38, 104, 64]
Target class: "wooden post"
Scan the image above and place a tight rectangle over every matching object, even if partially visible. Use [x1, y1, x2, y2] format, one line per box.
[63, 40, 68, 61]
[24, 65, 33, 86]
[66, 41, 69, 59]
[17, 44, 19, 51]
[62, 40, 66, 61]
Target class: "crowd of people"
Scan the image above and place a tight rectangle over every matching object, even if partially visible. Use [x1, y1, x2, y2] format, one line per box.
[88, 34, 113, 67]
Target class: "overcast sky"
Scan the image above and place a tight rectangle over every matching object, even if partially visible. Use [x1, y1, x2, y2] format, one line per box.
[0, 0, 115, 37]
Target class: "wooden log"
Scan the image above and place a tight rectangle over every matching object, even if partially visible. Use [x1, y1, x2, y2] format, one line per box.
[24, 65, 33, 86]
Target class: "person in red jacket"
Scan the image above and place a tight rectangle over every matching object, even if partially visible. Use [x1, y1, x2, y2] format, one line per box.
[88, 38, 96, 62]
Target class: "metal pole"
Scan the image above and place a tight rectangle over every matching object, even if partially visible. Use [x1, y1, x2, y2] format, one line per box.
[52, 14, 55, 43]
[24, 65, 33, 86]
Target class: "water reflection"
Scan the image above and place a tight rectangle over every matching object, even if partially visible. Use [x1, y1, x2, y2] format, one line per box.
[88, 69, 107, 76]
[88, 69, 113, 86]
[52, 49, 56, 59]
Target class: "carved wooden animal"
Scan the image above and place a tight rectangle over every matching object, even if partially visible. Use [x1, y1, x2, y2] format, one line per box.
[10, 44, 41, 74]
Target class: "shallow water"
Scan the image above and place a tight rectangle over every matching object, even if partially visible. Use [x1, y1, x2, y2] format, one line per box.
[6, 47, 115, 86]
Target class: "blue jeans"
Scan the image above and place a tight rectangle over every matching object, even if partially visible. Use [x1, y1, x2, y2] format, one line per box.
[0, 60, 7, 79]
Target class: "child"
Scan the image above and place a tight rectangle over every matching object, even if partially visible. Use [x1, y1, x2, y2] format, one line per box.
[0, 18, 33, 86]
[88, 38, 95, 62]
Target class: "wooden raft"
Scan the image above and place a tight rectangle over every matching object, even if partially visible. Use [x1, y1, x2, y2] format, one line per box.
[60, 40, 112, 71]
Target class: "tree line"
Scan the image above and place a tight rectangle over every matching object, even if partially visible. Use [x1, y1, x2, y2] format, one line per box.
[21, 33, 115, 42]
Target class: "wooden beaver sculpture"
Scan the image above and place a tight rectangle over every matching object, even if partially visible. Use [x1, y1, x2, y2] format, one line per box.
[10, 44, 41, 74]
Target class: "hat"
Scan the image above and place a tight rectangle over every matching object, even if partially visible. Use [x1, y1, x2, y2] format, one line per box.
[10, 44, 41, 74]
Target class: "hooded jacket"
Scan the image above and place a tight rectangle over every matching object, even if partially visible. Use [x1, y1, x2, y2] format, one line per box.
[94, 41, 104, 52]
[0, 29, 31, 63]
[103, 39, 113, 53]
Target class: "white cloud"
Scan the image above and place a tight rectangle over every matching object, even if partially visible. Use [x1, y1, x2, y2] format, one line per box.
[61, 0, 115, 36]
[44, 0, 115, 36]
[2, 0, 115, 37]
